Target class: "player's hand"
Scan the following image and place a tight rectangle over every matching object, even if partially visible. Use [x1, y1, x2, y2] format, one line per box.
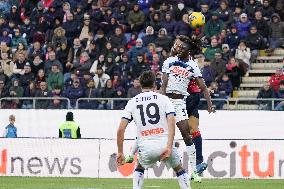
[116, 152, 125, 167]
[160, 148, 172, 161]
[208, 105, 216, 113]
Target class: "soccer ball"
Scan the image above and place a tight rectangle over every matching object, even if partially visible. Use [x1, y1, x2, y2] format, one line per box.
[189, 12, 205, 28]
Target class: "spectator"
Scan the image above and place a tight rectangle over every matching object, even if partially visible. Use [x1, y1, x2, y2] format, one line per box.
[235, 41, 251, 76]
[253, 11, 269, 39]
[133, 54, 150, 78]
[62, 12, 80, 44]
[161, 12, 176, 36]
[268, 13, 284, 50]
[269, 68, 284, 92]
[236, 13, 251, 39]
[0, 28, 12, 47]
[0, 52, 14, 78]
[67, 38, 84, 70]
[245, 25, 267, 62]
[9, 79, 24, 98]
[201, 59, 215, 87]
[200, 2, 211, 22]
[99, 79, 115, 109]
[173, 2, 188, 21]
[80, 79, 101, 109]
[93, 67, 110, 89]
[275, 80, 284, 111]
[226, 57, 242, 89]
[109, 27, 127, 49]
[257, 82, 275, 110]
[0, 65, 8, 85]
[216, 0, 233, 26]
[73, 52, 93, 76]
[13, 52, 28, 77]
[101, 42, 115, 60]
[48, 86, 66, 109]
[27, 41, 44, 62]
[207, 81, 226, 109]
[14, 42, 28, 60]
[262, 0, 275, 21]
[142, 26, 156, 46]
[155, 28, 172, 52]
[19, 63, 34, 89]
[35, 81, 49, 109]
[204, 38, 221, 61]
[31, 55, 44, 76]
[47, 65, 64, 91]
[204, 12, 224, 39]
[35, 69, 46, 89]
[86, 40, 99, 61]
[64, 79, 84, 108]
[218, 74, 233, 97]
[52, 27, 67, 48]
[128, 38, 148, 64]
[4, 114, 17, 138]
[44, 51, 62, 75]
[127, 3, 146, 33]
[149, 11, 162, 33]
[90, 54, 105, 75]
[22, 81, 36, 109]
[113, 87, 126, 110]
[11, 28, 27, 50]
[127, 78, 142, 98]
[174, 13, 192, 36]
[225, 24, 240, 52]
[79, 17, 92, 42]
[221, 44, 232, 62]
[59, 112, 81, 138]
[126, 33, 138, 50]
[0, 79, 8, 98]
[245, 0, 261, 18]
[0, 41, 12, 59]
[211, 51, 227, 81]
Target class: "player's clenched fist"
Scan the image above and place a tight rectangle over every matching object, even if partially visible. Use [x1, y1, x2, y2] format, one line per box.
[116, 153, 125, 167]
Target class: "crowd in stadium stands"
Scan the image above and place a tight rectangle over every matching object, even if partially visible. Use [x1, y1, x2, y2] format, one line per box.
[0, 0, 283, 109]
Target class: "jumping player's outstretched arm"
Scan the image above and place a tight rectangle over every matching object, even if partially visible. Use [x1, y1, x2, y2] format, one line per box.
[196, 78, 215, 113]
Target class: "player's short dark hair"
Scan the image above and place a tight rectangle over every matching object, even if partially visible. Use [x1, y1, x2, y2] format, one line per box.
[177, 35, 202, 56]
[139, 71, 156, 89]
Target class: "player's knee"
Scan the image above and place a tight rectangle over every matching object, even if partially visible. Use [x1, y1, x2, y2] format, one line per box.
[183, 135, 193, 146]
[188, 116, 199, 133]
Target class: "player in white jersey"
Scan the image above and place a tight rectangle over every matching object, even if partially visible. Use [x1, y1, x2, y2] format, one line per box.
[161, 35, 214, 182]
[117, 71, 192, 189]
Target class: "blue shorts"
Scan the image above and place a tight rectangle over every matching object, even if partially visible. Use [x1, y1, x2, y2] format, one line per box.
[186, 93, 200, 119]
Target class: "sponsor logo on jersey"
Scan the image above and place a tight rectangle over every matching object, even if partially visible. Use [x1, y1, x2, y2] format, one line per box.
[141, 128, 165, 137]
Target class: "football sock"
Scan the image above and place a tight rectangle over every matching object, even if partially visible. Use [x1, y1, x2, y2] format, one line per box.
[176, 169, 191, 189]
[130, 139, 138, 156]
[133, 168, 144, 189]
[186, 144, 196, 173]
[192, 131, 203, 165]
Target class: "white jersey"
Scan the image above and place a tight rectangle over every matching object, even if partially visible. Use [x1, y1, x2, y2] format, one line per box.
[162, 56, 202, 96]
[122, 91, 175, 141]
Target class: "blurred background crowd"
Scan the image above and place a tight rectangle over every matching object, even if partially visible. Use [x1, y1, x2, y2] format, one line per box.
[0, 0, 283, 109]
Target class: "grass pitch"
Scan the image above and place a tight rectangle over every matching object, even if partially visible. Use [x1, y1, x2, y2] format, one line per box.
[0, 177, 283, 189]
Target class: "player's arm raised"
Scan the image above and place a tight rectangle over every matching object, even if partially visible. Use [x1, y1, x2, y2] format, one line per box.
[117, 118, 129, 166]
[196, 77, 215, 113]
